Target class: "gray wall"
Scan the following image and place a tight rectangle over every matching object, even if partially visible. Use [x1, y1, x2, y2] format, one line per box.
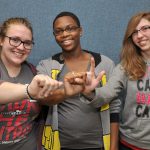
[0, 0, 149, 65]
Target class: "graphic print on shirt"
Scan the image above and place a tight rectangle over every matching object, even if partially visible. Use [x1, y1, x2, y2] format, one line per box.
[42, 69, 61, 150]
[0, 99, 40, 144]
[136, 66, 150, 118]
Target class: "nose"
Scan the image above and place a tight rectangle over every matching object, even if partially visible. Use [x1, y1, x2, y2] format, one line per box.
[62, 30, 70, 37]
[17, 42, 24, 50]
[137, 31, 143, 38]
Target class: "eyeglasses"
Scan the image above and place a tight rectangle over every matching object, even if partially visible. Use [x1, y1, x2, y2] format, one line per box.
[131, 25, 150, 38]
[53, 26, 80, 36]
[5, 35, 34, 50]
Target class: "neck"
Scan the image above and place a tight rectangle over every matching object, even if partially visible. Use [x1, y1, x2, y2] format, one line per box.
[62, 48, 83, 60]
[62, 50, 91, 72]
[142, 49, 150, 62]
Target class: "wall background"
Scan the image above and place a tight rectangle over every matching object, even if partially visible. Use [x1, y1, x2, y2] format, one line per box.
[0, 0, 149, 65]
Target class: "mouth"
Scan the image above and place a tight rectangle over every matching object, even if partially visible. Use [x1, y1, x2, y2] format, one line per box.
[13, 51, 25, 57]
[61, 39, 73, 46]
[138, 39, 147, 46]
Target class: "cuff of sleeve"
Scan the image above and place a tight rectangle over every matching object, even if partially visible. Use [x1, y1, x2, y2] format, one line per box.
[110, 113, 119, 122]
[80, 90, 96, 103]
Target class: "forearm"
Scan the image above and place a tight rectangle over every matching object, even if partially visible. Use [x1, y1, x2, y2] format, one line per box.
[0, 82, 27, 104]
[110, 122, 119, 150]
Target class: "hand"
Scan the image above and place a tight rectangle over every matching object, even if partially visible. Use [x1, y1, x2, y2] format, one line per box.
[64, 71, 86, 97]
[83, 57, 105, 94]
[27, 74, 63, 99]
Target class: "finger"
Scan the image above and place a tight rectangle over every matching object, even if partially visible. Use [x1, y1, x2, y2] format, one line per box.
[43, 80, 63, 97]
[86, 72, 91, 83]
[74, 78, 85, 84]
[58, 81, 63, 88]
[89, 57, 95, 75]
[96, 70, 105, 81]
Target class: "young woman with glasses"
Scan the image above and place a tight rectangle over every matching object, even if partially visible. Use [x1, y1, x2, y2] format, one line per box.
[0, 17, 86, 150]
[81, 11, 150, 150]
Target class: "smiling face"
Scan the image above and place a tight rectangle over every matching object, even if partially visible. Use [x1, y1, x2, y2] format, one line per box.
[132, 18, 150, 54]
[0, 24, 32, 67]
[53, 16, 82, 52]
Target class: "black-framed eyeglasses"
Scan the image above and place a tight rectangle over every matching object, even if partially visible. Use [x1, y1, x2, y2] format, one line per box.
[131, 25, 150, 38]
[5, 35, 34, 50]
[53, 25, 80, 36]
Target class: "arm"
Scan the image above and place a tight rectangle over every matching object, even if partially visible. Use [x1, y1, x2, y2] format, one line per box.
[39, 71, 86, 105]
[90, 64, 126, 107]
[81, 58, 127, 107]
[0, 74, 63, 104]
[110, 122, 119, 150]
[109, 96, 121, 150]
[0, 81, 28, 103]
[36, 59, 87, 105]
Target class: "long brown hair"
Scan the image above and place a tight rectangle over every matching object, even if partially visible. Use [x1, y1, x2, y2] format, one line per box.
[120, 12, 150, 80]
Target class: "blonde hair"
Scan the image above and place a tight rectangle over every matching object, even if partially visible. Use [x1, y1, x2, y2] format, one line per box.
[120, 12, 150, 80]
[0, 17, 33, 41]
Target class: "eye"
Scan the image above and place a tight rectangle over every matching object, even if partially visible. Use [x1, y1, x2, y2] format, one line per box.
[131, 30, 138, 37]
[24, 40, 33, 45]
[66, 27, 74, 32]
[67, 26, 78, 32]
[54, 29, 63, 35]
[10, 37, 20, 43]
[141, 26, 150, 32]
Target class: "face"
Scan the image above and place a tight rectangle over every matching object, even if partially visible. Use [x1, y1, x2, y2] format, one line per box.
[53, 16, 82, 52]
[0, 24, 32, 67]
[132, 18, 150, 53]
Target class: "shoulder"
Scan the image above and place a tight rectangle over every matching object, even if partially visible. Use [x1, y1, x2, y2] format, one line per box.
[38, 52, 64, 66]
[84, 50, 101, 66]
[95, 55, 115, 78]
[97, 55, 115, 70]
[101, 55, 114, 65]
[114, 63, 126, 76]
[36, 53, 64, 74]
[24, 61, 37, 75]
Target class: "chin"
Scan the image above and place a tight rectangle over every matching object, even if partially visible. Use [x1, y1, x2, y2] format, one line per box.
[12, 59, 25, 65]
[63, 48, 74, 52]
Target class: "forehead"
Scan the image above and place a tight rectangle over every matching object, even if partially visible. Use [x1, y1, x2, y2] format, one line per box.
[54, 16, 78, 28]
[7, 24, 32, 39]
[136, 18, 150, 29]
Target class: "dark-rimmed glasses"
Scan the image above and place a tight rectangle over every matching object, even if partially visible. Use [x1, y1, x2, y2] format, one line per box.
[5, 35, 34, 50]
[131, 25, 150, 38]
[53, 26, 80, 36]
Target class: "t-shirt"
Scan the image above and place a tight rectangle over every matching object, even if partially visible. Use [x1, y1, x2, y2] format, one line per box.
[0, 60, 41, 150]
[58, 65, 103, 149]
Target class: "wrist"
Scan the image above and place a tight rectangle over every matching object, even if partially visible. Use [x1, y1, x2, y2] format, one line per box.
[25, 84, 34, 100]
[81, 89, 95, 101]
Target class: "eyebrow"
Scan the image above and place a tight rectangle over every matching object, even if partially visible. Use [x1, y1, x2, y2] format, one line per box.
[136, 25, 150, 30]
[54, 24, 77, 29]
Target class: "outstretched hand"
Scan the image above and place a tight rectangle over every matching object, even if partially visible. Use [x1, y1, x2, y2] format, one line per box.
[83, 57, 105, 94]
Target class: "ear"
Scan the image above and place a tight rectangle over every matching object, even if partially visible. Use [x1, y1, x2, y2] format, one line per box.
[79, 27, 83, 37]
[53, 31, 55, 36]
[0, 38, 3, 46]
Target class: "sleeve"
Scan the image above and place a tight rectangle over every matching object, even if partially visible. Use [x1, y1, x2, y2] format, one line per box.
[80, 62, 125, 122]
[88, 64, 127, 108]
[109, 97, 121, 122]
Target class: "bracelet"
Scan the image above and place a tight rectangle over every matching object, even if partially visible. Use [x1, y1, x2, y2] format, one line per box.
[25, 84, 34, 100]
